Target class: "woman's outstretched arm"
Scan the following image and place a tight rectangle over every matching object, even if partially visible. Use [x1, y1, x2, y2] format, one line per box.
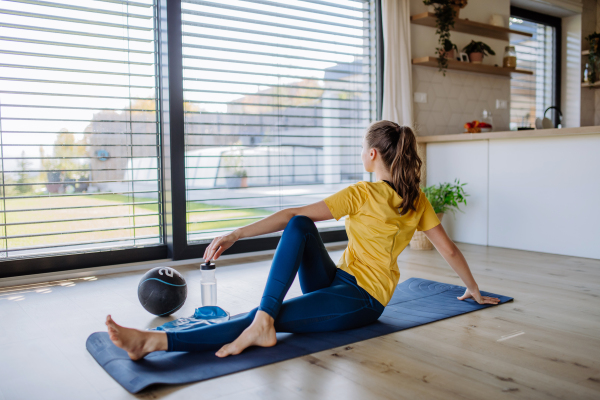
[203, 201, 333, 261]
[423, 224, 499, 305]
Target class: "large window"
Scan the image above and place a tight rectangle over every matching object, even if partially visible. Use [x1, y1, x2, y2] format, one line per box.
[180, 0, 377, 243]
[0, 0, 161, 259]
[509, 8, 561, 130]
[0, 0, 378, 276]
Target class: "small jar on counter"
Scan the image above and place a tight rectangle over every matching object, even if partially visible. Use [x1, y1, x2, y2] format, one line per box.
[503, 46, 517, 68]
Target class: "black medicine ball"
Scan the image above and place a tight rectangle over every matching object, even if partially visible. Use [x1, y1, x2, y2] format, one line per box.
[138, 267, 187, 316]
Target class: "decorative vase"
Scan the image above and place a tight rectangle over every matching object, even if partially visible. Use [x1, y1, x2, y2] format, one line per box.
[469, 52, 483, 63]
[502, 46, 517, 68]
[489, 14, 505, 27]
[409, 213, 444, 251]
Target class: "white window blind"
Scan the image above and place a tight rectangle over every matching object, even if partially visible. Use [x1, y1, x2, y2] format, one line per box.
[509, 16, 556, 129]
[180, 0, 377, 243]
[0, 0, 162, 259]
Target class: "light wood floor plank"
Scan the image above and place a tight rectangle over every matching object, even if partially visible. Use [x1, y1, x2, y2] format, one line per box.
[0, 243, 598, 399]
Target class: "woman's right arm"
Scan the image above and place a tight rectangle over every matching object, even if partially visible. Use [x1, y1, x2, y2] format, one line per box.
[423, 224, 500, 305]
[203, 201, 333, 261]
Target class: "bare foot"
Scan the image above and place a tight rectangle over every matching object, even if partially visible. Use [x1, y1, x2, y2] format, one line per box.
[105, 315, 167, 361]
[215, 310, 277, 358]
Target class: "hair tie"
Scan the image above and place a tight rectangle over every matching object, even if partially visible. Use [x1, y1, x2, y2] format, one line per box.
[394, 124, 405, 151]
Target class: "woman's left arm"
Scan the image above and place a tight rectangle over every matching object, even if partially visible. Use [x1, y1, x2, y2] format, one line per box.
[203, 201, 333, 261]
[424, 224, 500, 305]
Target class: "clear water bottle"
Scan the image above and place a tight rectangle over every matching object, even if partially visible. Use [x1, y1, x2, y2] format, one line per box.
[200, 261, 217, 306]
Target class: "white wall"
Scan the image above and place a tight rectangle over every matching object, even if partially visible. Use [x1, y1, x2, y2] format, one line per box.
[409, 0, 512, 135]
[426, 134, 600, 259]
[413, 67, 511, 136]
[410, 0, 510, 67]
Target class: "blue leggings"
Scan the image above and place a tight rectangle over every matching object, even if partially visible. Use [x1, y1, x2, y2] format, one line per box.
[166, 216, 385, 352]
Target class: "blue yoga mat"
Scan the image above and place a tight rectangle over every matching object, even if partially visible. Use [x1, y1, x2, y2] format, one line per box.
[87, 277, 513, 393]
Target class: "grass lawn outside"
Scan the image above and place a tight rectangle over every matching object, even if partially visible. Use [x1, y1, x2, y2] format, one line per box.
[1, 193, 270, 252]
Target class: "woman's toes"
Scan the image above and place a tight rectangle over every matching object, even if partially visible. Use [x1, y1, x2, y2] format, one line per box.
[216, 344, 233, 358]
[106, 315, 117, 330]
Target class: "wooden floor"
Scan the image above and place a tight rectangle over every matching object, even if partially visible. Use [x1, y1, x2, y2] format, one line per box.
[0, 243, 599, 399]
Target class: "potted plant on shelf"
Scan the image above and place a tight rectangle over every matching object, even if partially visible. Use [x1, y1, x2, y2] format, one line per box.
[462, 40, 495, 63]
[440, 39, 458, 61]
[586, 32, 600, 85]
[410, 179, 468, 251]
[423, 0, 459, 73]
[449, 0, 467, 17]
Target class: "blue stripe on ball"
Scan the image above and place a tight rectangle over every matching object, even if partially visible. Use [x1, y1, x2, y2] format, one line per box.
[140, 278, 187, 287]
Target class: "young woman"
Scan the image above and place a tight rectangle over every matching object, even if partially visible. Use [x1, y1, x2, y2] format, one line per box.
[106, 120, 499, 360]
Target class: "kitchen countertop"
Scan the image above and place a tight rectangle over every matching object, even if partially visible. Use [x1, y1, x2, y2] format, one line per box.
[416, 126, 600, 143]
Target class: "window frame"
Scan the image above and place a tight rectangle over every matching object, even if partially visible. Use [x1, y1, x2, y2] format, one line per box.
[0, 0, 382, 278]
[510, 6, 562, 128]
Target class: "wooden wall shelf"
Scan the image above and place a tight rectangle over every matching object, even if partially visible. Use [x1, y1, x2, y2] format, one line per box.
[412, 57, 533, 77]
[581, 81, 600, 88]
[410, 12, 532, 41]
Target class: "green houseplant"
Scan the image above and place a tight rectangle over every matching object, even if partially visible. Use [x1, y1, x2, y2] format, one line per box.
[585, 32, 600, 85]
[440, 39, 458, 60]
[423, 179, 468, 215]
[462, 40, 495, 63]
[410, 179, 468, 250]
[423, 0, 459, 74]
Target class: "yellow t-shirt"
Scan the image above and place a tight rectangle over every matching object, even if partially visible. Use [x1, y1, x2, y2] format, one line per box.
[323, 181, 441, 306]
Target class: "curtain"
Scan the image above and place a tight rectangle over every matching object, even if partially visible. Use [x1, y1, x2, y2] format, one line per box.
[381, 0, 413, 127]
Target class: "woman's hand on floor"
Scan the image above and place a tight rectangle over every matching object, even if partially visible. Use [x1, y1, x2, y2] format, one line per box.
[457, 287, 500, 305]
[204, 231, 239, 261]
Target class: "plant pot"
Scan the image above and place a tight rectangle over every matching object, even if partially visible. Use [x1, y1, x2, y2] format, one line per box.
[409, 213, 444, 251]
[441, 49, 456, 60]
[240, 176, 248, 188]
[46, 170, 63, 194]
[225, 176, 242, 188]
[451, 5, 461, 18]
[468, 52, 483, 63]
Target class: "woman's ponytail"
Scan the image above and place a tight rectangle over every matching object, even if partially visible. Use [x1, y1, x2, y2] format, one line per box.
[365, 121, 422, 215]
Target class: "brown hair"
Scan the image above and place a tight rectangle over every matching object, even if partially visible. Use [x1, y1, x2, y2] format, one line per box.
[365, 120, 422, 215]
